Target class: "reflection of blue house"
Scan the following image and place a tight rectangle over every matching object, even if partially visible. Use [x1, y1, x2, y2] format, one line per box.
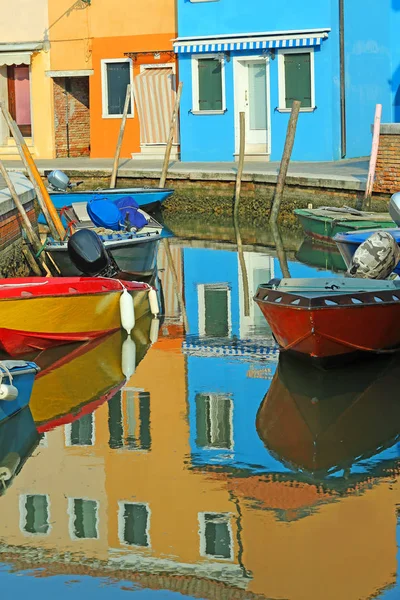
[174, 0, 400, 161]
[183, 245, 400, 478]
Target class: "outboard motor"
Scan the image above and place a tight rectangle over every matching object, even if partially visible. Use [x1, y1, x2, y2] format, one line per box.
[389, 192, 400, 227]
[47, 170, 83, 192]
[347, 231, 400, 279]
[67, 229, 119, 277]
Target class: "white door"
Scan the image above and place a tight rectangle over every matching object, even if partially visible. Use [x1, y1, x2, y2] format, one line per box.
[235, 59, 269, 155]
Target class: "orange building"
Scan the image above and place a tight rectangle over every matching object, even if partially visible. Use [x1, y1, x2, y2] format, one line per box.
[47, 0, 177, 159]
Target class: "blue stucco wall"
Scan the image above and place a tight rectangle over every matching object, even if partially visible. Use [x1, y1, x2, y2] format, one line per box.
[178, 0, 341, 161]
[177, 0, 400, 161]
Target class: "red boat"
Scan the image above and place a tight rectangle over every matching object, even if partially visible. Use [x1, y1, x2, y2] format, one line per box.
[0, 277, 151, 355]
[254, 277, 400, 362]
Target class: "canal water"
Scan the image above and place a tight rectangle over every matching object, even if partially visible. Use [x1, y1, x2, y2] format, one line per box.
[1, 222, 400, 600]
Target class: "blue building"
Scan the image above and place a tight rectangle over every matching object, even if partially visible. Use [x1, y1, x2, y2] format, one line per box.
[174, 0, 400, 161]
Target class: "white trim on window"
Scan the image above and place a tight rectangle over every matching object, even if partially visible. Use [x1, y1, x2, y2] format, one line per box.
[198, 512, 234, 561]
[101, 58, 134, 119]
[191, 54, 226, 114]
[118, 501, 151, 548]
[278, 47, 315, 111]
[19, 493, 51, 537]
[68, 497, 100, 541]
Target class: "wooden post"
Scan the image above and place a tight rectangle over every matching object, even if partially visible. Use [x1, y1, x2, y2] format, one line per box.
[270, 220, 291, 279]
[159, 81, 183, 189]
[269, 100, 301, 224]
[364, 103, 382, 210]
[0, 102, 65, 240]
[110, 84, 132, 189]
[162, 238, 189, 333]
[232, 112, 250, 316]
[0, 159, 43, 275]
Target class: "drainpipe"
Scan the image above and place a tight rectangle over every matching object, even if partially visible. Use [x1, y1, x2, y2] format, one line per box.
[339, 0, 346, 158]
[64, 77, 71, 158]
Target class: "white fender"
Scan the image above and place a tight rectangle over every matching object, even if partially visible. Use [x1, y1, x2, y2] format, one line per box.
[148, 288, 159, 316]
[120, 289, 135, 334]
[0, 384, 18, 401]
[150, 317, 160, 344]
[122, 336, 136, 379]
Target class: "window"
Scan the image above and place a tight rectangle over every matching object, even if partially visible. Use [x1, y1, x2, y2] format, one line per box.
[20, 494, 50, 535]
[199, 512, 233, 560]
[196, 393, 233, 449]
[119, 502, 150, 547]
[108, 390, 151, 451]
[198, 284, 231, 337]
[69, 498, 99, 539]
[101, 58, 133, 118]
[65, 413, 94, 446]
[278, 49, 315, 111]
[192, 55, 225, 114]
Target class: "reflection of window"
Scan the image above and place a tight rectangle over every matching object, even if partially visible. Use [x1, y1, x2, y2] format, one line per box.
[108, 390, 151, 451]
[198, 284, 231, 338]
[65, 413, 94, 446]
[21, 494, 50, 535]
[196, 393, 233, 449]
[101, 58, 133, 118]
[199, 512, 233, 560]
[278, 50, 315, 110]
[119, 502, 150, 547]
[192, 56, 225, 113]
[69, 498, 98, 540]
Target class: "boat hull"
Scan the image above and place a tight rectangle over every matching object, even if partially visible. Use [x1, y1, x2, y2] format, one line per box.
[255, 283, 400, 361]
[0, 277, 150, 355]
[295, 209, 394, 244]
[40, 188, 174, 226]
[0, 361, 39, 421]
[46, 238, 159, 277]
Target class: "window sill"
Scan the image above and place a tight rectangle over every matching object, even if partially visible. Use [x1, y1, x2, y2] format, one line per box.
[276, 107, 316, 113]
[190, 109, 226, 115]
[102, 114, 134, 119]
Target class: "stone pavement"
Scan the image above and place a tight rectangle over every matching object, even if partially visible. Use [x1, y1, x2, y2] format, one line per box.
[3, 156, 370, 192]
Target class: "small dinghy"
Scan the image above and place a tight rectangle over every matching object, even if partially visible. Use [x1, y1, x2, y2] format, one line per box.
[254, 231, 400, 362]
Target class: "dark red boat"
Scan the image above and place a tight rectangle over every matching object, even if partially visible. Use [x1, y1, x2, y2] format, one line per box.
[254, 277, 400, 362]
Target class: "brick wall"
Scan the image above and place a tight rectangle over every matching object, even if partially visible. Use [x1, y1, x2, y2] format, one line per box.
[0, 202, 36, 251]
[374, 124, 400, 194]
[53, 77, 90, 158]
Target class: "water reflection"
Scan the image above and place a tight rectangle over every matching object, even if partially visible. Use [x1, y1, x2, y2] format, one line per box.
[1, 236, 400, 599]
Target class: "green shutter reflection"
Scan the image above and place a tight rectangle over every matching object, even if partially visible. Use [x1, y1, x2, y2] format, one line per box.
[123, 503, 149, 547]
[204, 514, 232, 559]
[25, 495, 49, 535]
[195, 394, 232, 449]
[204, 286, 229, 337]
[73, 498, 98, 539]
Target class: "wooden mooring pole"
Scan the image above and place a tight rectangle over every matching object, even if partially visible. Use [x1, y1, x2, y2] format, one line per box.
[364, 103, 382, 210]
[269, 100, 301, 223]
[110, 84, 132, 189]
[159, 82, 183, 189]
[233, 112, 250, 316]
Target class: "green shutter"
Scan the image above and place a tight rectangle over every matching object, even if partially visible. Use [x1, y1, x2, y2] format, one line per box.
[198, 59, 223, 111]
[284, 53, 312, 108]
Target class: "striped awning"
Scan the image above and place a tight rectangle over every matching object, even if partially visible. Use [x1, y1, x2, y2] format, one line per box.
[173, 29, 330, 54]
[133, 68, 179, 145]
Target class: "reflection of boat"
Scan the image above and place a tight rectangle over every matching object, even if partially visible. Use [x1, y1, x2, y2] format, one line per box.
[0, 406, 40, 494]
[254, 277, 400, 362]
[0, 361, 40, 422]
[28, 312, 154, 432]
[295, 207, 394, 244]
[295, 239, 346, 272]
[256, 352, 400, 479]
[0, 277, 151, 355]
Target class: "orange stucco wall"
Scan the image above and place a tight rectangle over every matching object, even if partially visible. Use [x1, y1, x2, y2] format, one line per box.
[89, 35, 176, 158]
